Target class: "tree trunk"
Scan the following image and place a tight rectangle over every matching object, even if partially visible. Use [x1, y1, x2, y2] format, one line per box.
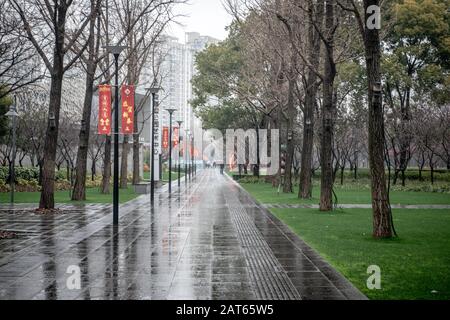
[364, 0, 394, 238]
[38, 162, 43, 185]
[38, 2, 69, 210]
[72, 65, 96, 200]
[399, 87, 411, 185]
[66, 160, 70, 181]
[101, 135, 111, 193]
[283, 77, 296, 193]
[132, 131, 140, 184]
[91, 159, 96, 181]
[299, 0, 323, 199]
[72, 10, 98, 200]
[254, 124, 260, 177]
[120, 135, 130, 188]
[393, 169, 398, 185]
[319, 0, 335, 211]
[39, 69, 64, 209]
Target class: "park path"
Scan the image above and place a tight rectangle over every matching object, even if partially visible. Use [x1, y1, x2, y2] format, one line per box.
[0, 169, 365, 300]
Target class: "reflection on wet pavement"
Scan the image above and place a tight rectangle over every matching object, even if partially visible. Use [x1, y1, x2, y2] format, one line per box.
[0, 170, 366, 300]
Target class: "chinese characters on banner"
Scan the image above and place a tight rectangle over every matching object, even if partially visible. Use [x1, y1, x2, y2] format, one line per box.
[121, 85, 135, 134]
[173, 127, 179, 147]
[98, 85, 111, 135]
[162, 126, 169, 149]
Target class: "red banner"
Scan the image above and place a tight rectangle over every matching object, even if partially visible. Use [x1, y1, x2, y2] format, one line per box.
[98, 85, 111, 135]
[162, 126, 169, 149]
[173, 127, 179, 147]
[121, 85, 134, 134]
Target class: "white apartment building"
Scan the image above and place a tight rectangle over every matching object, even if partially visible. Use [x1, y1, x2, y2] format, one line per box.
[139, 32, 219, 145]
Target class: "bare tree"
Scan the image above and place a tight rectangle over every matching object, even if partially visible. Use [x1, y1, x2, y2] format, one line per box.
[0, 1, 44, 99]
[10, 0, 100, 209]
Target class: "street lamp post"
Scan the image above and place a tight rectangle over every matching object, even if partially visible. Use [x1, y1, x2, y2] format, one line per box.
[145, 87, 161, 205]
[6, 97, 18, 205]
[176, 120, 183, 188]
[165, 108, 176, 194]
[185, 129, 189, 185]
[187, 131, 191, 181]
[105, 45, 126, 225]
[192, 133, 196, 177]
[191, 134, 194, 179]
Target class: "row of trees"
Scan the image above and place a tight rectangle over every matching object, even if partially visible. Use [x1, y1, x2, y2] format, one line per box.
[191, 0, 449, 238]
[0, 0, 186, 208]
[0, 81, 106, 184]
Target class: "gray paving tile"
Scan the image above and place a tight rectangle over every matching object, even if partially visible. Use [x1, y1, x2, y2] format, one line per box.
[0, 169, 366, 300]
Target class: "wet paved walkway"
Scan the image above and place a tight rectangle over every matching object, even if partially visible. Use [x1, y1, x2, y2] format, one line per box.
[263, 204, 450, 209]
[0, 170, 365, 300]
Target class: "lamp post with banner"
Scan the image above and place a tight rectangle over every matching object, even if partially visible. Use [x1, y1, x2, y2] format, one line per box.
[104, 45, 126, 225]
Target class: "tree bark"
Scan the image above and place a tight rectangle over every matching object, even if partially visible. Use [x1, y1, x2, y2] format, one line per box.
[72, 6, 99, 201]
[319, 0, 336, 211]
[399, 87, 411, 186]
[283, 76, 296, 193]
[91, 159, 96, 181]
[72, 67, 96, 200]
[132, 129, 140, 184]
[299, 0, 323, 199]
[39, 66, 64, 209]
[101, 135, 111, 193]
[120, 135, 130, 188]
[364, 0, 394, 238]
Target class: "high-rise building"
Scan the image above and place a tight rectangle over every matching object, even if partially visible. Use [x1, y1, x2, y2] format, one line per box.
[139, 32, 219, 145]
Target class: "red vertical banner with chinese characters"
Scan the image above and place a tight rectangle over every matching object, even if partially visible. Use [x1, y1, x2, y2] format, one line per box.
[173, 127, 179, 147]
[162, 127, 169, 149]
[121, 85, 134, 134]
[98, 85, 111, 135]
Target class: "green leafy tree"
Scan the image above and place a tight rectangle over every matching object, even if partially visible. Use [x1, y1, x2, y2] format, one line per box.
[383, 0, 450, 185]
[0, 88, 12, 141]
[192, 25, 271, 175]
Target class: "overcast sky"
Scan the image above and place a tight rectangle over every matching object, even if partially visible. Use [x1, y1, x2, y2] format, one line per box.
[167, 0, 233, 42]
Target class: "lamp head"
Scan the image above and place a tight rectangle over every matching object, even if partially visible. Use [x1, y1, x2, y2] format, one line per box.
[5, 106, 18, 117]
[103, 45, 127, 55]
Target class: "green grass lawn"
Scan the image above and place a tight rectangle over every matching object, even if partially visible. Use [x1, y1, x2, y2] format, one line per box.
[240, 181, 450, 299]
[240, 182, 450, 205]
[0, 186, 138, 204]
[270, 207, 450, 299]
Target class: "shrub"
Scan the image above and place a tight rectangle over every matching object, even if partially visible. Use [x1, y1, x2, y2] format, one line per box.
[0, 166, 40, 182]
[55, 169, 68, 181]
[86, 176, 102, 188]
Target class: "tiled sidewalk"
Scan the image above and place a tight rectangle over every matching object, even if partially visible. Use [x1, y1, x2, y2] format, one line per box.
[0, 170, 366, 300]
